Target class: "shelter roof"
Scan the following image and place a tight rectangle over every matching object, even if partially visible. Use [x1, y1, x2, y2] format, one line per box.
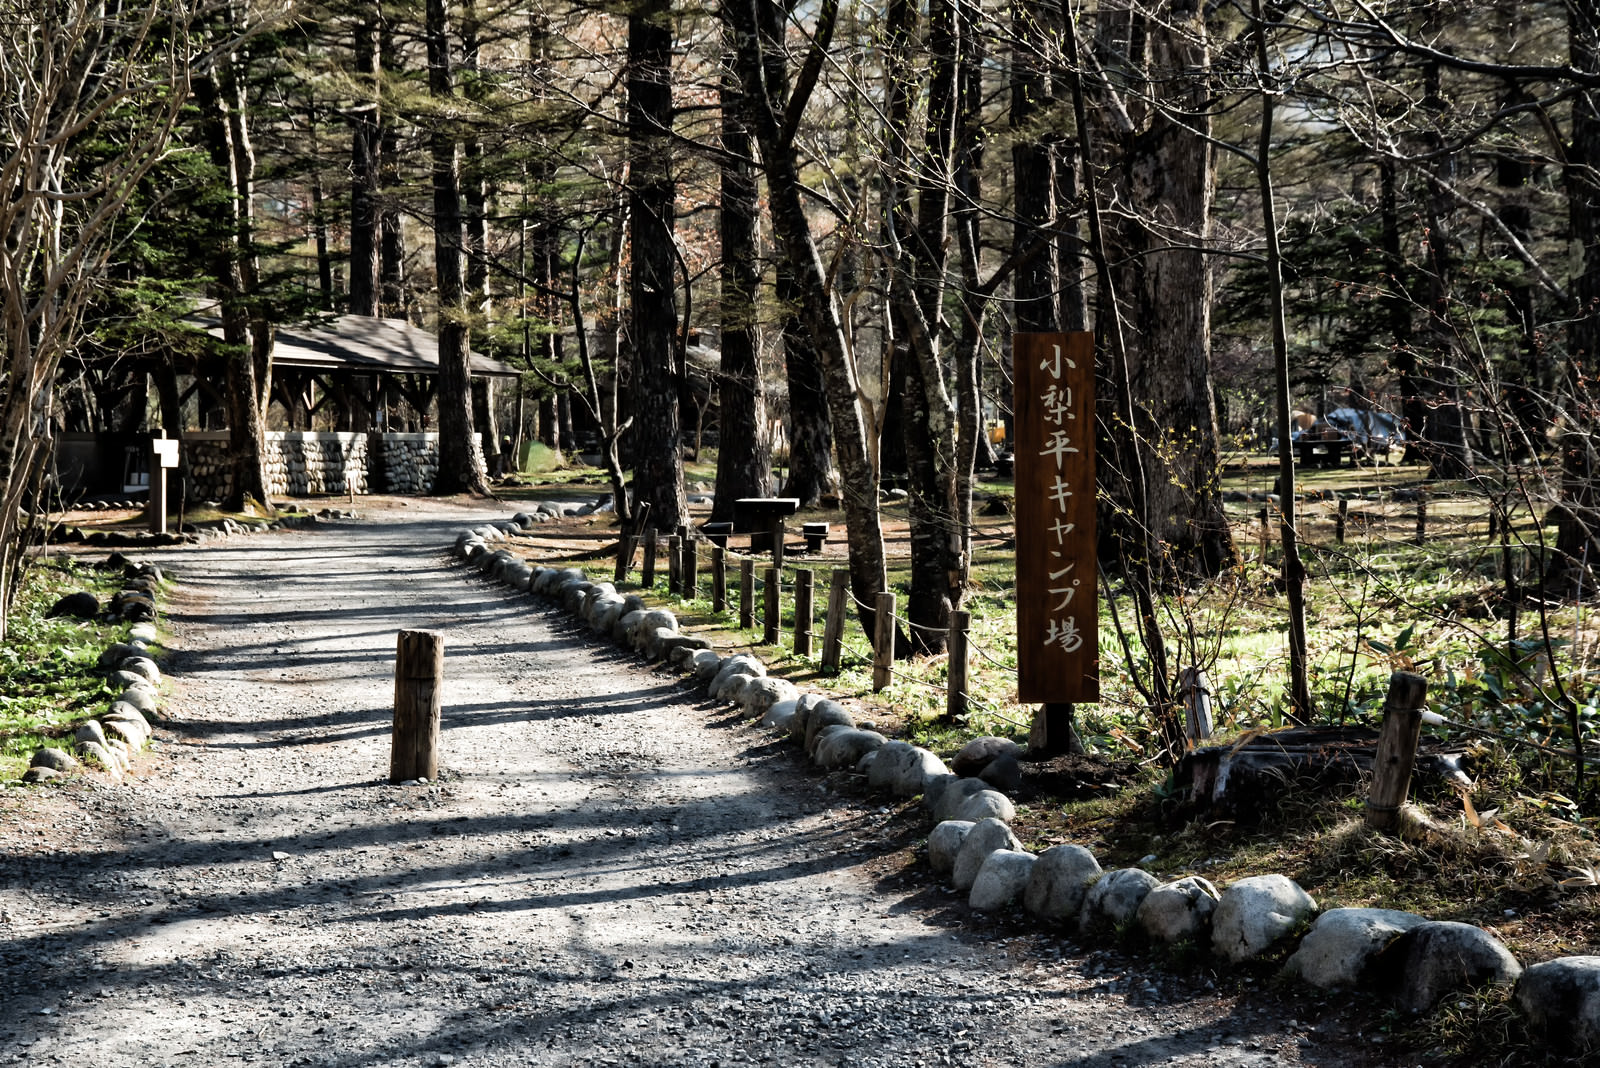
[193, 312, 520, 378]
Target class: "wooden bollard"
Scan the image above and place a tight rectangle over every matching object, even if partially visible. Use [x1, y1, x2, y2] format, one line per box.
[641, 527, 658, 587]
[794, 568, 814, 656]
[682, 536, 698, 601]
[945, 609, 970, 722]
[763, 567, 780, 645]
[872, 591, 896, 692]
[821, 569, 849, 674]
[666, 534, 681, 594]
[1335, 498, 1348, 544]
[391, 629, 444, 783]
[771, 515, 786, 574]
[739, 558, 755, 629]
[711, 545, 727, 612]
[1364, 670, 1429, 831]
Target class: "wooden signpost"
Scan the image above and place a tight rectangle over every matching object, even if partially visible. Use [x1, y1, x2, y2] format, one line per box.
[1014, 332, 1098, 711]
[148, 433, 180, 535]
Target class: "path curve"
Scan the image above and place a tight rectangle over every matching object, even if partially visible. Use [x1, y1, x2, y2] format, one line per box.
[1, 498, 1374, 1067]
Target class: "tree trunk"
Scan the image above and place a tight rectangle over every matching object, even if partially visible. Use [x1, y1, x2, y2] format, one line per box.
[628, 0, 686, 533]
[379, 15, 406, 320]
[1554, 0, 1600, 592]
[427, 0, 485, 496]
[778, 260, 834, 505]
[347, 10, 381, 317]
[711, 28, 771, 522]
[1094, 0, 1233, 579]
[730, 0, 888, 632]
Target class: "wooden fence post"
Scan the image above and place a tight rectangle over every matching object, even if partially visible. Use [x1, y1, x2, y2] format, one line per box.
[1415, 496, 1427, 546]
[821, 569, 849, 674]
[666, 534, 681, 594]
[641, 527, 658, 588]
[711, 545, 727, 612]
[739, 558, 755, 629]
[794, 568, 814, 656]
[682, 536, 698, 601]
[1365, 670, 1430, 831]
[763, 567, 780, 645]
[391, 629, 444, 783]
[872, 591, 896, 692]
[770, 515, 786, 574]
[614, 502, 650, 582]
[945, 609, 970, 722]
[1336, 498, 1348, 545]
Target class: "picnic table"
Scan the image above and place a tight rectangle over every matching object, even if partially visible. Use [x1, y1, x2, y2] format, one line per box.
[733, 497, 800, 567]
[1295, 438, 1352, 468]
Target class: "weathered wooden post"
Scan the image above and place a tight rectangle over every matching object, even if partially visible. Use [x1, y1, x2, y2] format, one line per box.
[641, 527, 658, 587]
[1415, 496, 1427, 546]
[739, 557, 755, 629]
[391, 629, 444, 783]
[872, 591, 896, 692]
[1365, 670, 1430, 831]
[614, 502, 650, 582]
[711, 545, 727, 612]
[763, 567, 780, 645]
[770, 515, 786, 574]
[945, 609, 971, 722]
[682, 536, 698, 601]
[821, 569, 849, 674]
[1335, 498, 1348, 545]
[794, 568, 815, 656]
[666, 534, 682, 594]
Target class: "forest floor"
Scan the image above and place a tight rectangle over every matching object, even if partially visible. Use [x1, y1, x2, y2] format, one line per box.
[0, 495, 1401, 1068]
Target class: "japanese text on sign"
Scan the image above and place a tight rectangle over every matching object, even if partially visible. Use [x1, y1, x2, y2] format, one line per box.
[1014, 332, 1097, 702]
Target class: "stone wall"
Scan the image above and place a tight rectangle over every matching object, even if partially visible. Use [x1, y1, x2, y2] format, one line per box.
[181, 431, 471, 499]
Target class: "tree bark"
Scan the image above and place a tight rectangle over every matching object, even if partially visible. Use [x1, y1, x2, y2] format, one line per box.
[1094, 0, 1233, 579]
[427, 0, 486, 496]
[712, 26, 771, 522]
[778, 260, 834, 505]
[729, 0, 888, 632]
[347, 9, 382, 317]
[628, 0, 686, 532]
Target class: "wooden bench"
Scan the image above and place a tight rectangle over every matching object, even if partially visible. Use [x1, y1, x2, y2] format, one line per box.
[1295, 438, 1351, 468]
[802, 521, 829, 553]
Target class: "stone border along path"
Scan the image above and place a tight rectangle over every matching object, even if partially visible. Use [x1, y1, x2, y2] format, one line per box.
[458, 512, 1600, 1060]
[2, 498, 1410, 1068]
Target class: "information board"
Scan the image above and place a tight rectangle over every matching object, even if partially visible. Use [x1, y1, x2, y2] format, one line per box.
[1014, 332, 1098, 702]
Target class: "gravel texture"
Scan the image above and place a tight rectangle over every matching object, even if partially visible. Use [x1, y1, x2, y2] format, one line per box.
[0, 498, 1384, 1067]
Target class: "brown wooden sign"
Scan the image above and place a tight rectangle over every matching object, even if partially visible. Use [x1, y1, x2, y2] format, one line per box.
[1014, 332, 1098, 702]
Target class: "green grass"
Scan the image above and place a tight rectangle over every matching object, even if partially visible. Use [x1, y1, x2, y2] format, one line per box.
[0, 559, 131, 781]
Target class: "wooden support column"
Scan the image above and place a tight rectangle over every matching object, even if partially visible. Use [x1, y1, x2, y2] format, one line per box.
[391, 630, 444, 783]
[1365, 671, 1430, 831]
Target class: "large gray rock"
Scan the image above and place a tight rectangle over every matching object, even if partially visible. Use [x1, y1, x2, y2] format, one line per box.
[814, 727, 887, 770]
[978, 754, 1022, 795]
[927, 821, 975, 875]
[969, 850, 1037, 912]
[804, 701, 855, 755]
[760, 698, 799, 732]
[952, 789, 1016, 824]
[75, 720, 110, 748]
[867, 742, 919, 792]
[614, 609, 646, 643]
[689, 649, 724, 682]
[659, 633, 712, 662]
[1283, 908, 1427, 989]
[952, 818, 1023, 892]
[643, 626, 679, 661]
[894, 748, 950, 798]
[118, 685, 158, 714]
[97, 642, 136, 669]
[102, 714, 150, 749]
[589, 594, 627, 634]
[927, 776, 990, 822]
[1137, 876, 1220, 944]
[1023, 844, 1102, 922]
[21, 767, 60, 784]
[118, 656, 162, 684]
[78, 740, 122, 780]
[739, 677, 798, 718]
[1212, 875, 1318, 963]
[1079, 868, 1161, 934]
[710, 654, 765, 696]
[1382, 921, 1522, 1013]
[30, 747, 80, 772]
[712, 672, 756, 704]
[951, 736, 1023, 777]
[630, 608, 678, 644]
[1516, 956, 1600, 1053]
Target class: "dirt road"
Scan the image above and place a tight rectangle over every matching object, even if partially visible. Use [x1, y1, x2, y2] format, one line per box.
[0, 499, 1377, 1067]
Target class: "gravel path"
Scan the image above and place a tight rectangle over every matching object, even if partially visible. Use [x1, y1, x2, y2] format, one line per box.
[1, 499, 1382, 1067]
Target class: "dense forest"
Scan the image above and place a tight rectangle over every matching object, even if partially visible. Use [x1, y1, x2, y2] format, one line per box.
[6, 0, 1600, 736]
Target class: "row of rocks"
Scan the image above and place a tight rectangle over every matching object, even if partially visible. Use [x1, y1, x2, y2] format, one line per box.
[20, 560, 168, 787]
[447, 521, 1600, 1057]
